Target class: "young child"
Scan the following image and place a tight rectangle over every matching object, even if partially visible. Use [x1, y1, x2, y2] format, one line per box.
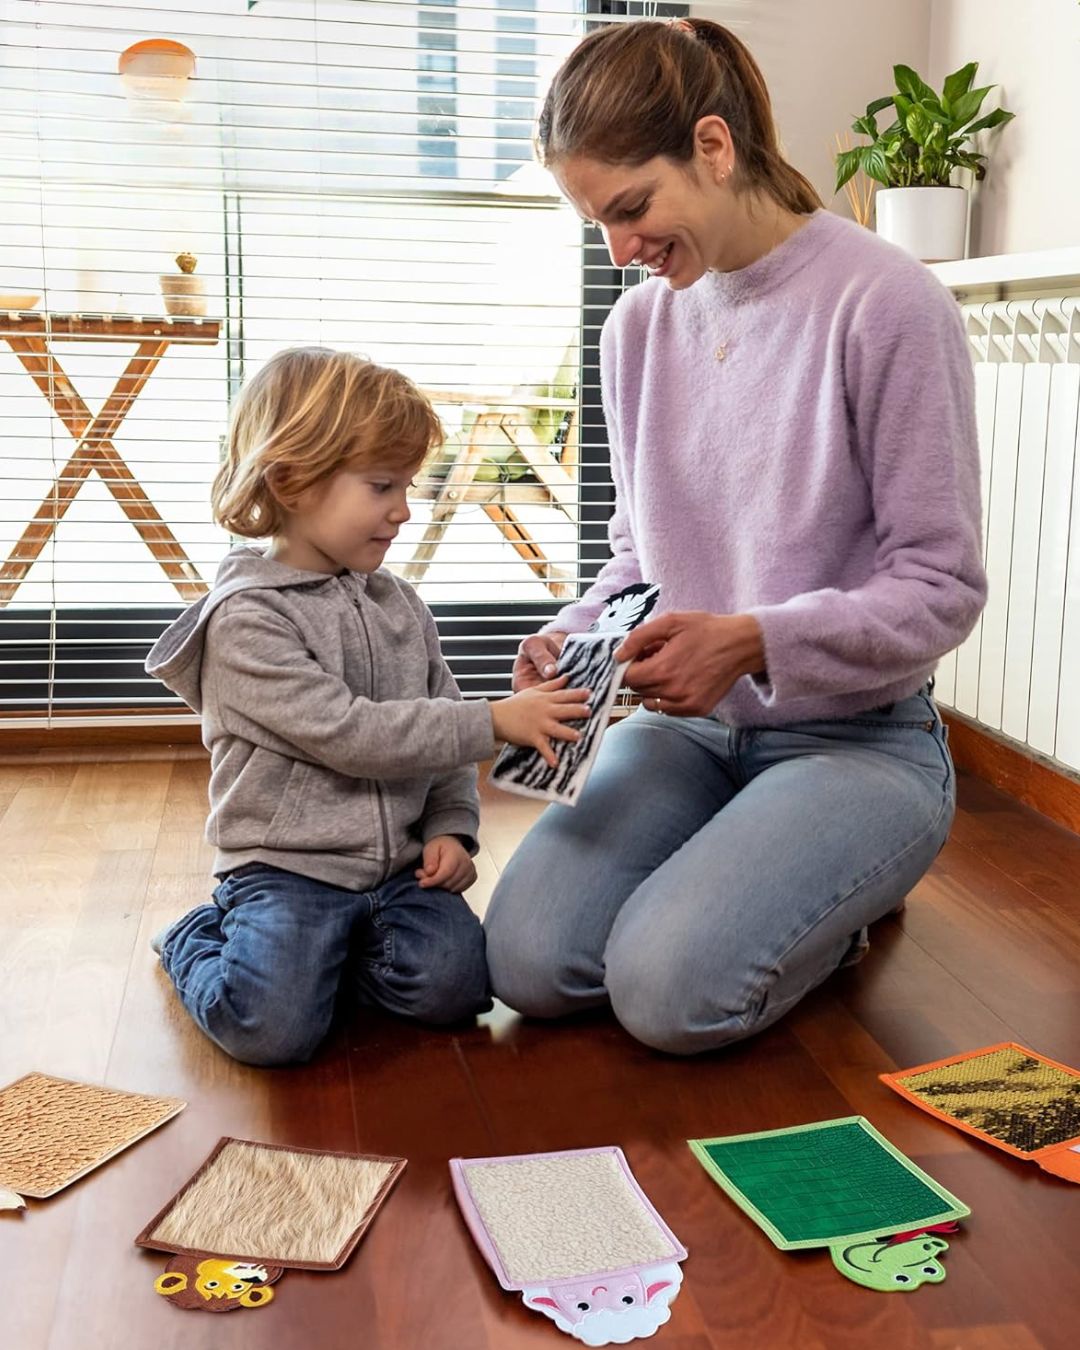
[146, 347, 589, 1066]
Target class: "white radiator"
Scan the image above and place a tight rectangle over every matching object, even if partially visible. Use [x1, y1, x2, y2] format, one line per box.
[935, 296, 1080, 774]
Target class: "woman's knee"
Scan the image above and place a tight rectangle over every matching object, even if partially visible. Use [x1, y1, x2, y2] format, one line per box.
[605, 920, 855, 1055]
[604, 940, 757, 1056]
[484, 885, 587, 1019]
[485, 935, 577, 1019]
[612, 999, 754, 1055]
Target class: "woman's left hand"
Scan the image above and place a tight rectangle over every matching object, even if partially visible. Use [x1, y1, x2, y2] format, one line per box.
[616, 611, 766, 717]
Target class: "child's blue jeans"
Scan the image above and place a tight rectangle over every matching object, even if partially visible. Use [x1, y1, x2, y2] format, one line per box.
[159, 863, 490, 1066]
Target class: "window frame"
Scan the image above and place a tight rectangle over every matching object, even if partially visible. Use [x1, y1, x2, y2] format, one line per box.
[0, 0, 687, 715]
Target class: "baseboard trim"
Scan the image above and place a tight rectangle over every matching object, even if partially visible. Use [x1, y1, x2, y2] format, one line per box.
[0, 718, 204, 752]
[942, 710, 1080, 836]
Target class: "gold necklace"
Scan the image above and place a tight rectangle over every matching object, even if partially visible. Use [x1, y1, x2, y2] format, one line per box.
[712, 213, 797, 363]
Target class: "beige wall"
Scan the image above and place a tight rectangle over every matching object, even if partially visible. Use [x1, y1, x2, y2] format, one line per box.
[693, 0, 1080, 256]
[928, 0, 1080, 255]
[692, 0, 932, 219]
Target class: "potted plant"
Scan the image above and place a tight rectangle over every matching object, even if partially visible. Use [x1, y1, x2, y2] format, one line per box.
[835, 63, 1015, 262]
[159, 251, 206, 317]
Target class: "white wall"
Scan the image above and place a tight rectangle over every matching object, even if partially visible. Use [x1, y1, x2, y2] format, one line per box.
[928, 0, 1080, 256]
[692, 0, 932, 218]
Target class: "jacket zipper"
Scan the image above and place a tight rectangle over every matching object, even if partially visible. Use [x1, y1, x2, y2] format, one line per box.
[352, 585, 392, 883]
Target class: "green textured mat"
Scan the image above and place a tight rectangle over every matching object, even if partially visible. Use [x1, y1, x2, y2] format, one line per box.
[689, 1117, 969, 1251]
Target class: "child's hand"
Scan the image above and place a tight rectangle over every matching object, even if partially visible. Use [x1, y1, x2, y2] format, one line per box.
[490, 675, 592, 769]
[415, 835, 477, 893]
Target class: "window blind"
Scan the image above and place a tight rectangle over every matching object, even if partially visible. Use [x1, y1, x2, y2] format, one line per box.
[0, 0, 678, 721]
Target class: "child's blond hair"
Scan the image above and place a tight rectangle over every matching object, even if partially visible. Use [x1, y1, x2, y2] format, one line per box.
[212, 347, 443, 538]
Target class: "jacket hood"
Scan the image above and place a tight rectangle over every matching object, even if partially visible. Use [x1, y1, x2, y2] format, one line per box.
[145, 547, 361, 710]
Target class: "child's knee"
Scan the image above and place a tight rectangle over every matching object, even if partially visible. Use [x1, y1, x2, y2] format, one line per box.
[209, 1014, 327, 1067]
[415, 977, 490, 1025]
[194, 985, 331, 1066]
[420, 949, 491, 1024]
[407, 913, 491, 1024]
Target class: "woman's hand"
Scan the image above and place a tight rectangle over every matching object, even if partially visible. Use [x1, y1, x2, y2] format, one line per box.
[616, 611, 766, 716]
[415, 835, 477, 893]
[512, 632, 568, 691]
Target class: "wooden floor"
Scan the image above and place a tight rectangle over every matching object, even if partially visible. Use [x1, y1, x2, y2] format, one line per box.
[2, 749, 1080, 1349]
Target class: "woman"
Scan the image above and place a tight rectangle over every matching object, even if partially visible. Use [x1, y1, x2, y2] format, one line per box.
[483, 19, 986, 1054]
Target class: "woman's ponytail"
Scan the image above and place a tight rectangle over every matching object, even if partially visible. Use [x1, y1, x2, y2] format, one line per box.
[537, 19, 821, 215]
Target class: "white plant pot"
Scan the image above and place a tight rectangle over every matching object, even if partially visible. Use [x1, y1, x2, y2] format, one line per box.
[875, 186, 969, 263]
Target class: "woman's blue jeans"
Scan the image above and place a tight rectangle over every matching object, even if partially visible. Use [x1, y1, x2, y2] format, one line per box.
[484, 688, 954, 1055]
[160, 863, 490, 1066]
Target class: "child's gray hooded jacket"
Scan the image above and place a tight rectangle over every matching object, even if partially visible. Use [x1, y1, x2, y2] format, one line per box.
[146, 547, 494, 890]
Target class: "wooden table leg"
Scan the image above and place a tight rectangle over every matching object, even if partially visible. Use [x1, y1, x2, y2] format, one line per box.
[403, 423, 493, 584]
[92, 442, 208, 598]
[0, 453, 97, 605]
[404, 412, 575, 597]
[0, 336, 208, 605]
[491, 412, 577, 518]
[480, 500, 575, 599]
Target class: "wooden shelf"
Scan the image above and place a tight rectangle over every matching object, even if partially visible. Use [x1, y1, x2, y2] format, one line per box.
[0, 311, 221, 344]
[929, 248, 1080, 300]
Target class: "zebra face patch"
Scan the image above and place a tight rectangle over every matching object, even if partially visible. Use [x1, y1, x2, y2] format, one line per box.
[590, 583, 661, 636]
[489, 633, 628, 806]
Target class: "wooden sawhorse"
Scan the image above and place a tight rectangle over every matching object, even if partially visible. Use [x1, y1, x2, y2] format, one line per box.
[406, 391, 578, 600]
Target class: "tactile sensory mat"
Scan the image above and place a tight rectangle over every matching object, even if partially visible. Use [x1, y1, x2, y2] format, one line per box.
[136, 1138, 406, 1270]
[489, 633, 627, 807]
[451, 1147, 687, 1343]
[488, 581, 660, 808]
[690, 1117, 970, 1292]
[881, 1042, 1080, 1182]
[0, 1072, 186, 1199]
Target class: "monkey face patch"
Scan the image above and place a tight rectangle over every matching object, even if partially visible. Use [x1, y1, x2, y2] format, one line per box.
[154, 1255, 283, 1312]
